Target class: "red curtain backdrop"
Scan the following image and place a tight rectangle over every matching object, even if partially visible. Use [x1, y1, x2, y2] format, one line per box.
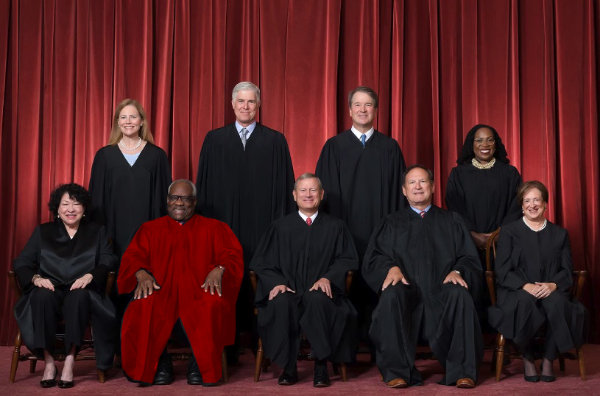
[0, 0, 598, 344]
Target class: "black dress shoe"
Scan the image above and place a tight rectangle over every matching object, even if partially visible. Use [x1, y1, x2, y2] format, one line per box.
[153, 357, 174, 385]
[524, 373, 540, 382]
[278, 370, 298, 386]
[40, 365, 57, 388]
[187, 356, 203, 385]
[541, 375, 555, 382]
[313, 363, 331, 387]
[58, 379, 75, 388]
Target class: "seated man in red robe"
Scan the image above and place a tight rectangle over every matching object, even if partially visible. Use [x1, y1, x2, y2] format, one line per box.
[118, 179, 243, 386]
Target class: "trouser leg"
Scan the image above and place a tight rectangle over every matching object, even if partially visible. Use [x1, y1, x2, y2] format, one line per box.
[30, 287, 62, 353]
[62, 288, 91, 351]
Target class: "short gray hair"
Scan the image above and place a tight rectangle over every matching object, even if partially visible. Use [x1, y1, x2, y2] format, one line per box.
[294, 173, 323, 190]
[232, 81, 261, 105]
[168, 179, 197, 197]
[348, 86, 379, 109]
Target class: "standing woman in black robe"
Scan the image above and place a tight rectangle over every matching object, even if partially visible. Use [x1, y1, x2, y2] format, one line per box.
[13, 184, 117, 388]
[488, 181, 588, 382]
[446, 124, 522, 253]
[89, 99, 172, 260]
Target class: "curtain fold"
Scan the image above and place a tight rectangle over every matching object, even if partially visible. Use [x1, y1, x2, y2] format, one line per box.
[0, 0, 598, 344]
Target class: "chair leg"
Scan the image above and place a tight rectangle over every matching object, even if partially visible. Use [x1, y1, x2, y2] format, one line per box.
[97, 369, 105, 383]
[254, 338, 264, 382]
[29, 359, 37, 373]
[221, 350, 228, 383]
[340, 362, 348, 382]
[495, 333, 505, 382]
[577, 347, 586, 380]
[9, 330, 22, 383]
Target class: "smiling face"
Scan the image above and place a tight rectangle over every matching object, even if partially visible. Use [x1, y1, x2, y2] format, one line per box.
[57, 193, 84, 228]
[402, 167, 434, 209]
[167, 181, 196, 222]
[348, 92, 376, 132]
[293, 177, 324, 215]
[118, 105, 143, 139]
[522, 188, 547, 223]
[232, 90, 259, 127]
[472, 127, 496, 164]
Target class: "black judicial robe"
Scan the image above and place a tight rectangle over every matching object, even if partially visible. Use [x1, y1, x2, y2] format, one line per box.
[89, 143, 172, 258]
[315, 130, 406, 258]
[250, 212, 359, 366]
[196, 123, 295, 266]
[13, 221, 117, 370]
[488, 219, 587, 352]
[363, 206, 483, 385]
[445, 161, 522, 234]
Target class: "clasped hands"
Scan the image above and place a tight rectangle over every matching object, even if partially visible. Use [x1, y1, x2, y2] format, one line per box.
[134, 266, 226, 300]
[522, 282, 556, 299]
[33, 274, 93, 292]
[269, 277, 333, 300]
[382, 266, 468, 291]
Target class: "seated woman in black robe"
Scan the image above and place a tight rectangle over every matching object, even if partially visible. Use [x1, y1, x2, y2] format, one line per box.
[13, 183, 117, 389]
[488, 181, 588, 382]
[446, 124, 522, 253]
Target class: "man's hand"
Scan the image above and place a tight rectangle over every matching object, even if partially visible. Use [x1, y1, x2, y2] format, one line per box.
[269, 285, 295, 300]
[34, 277, 55, 291]
[202, 267, 225, 297]
[522, 283, 541, 297]
[134, 270, 161, 300]
[70, 274, 93, 290]
[443, 271, 468, 289]
[534, 282, 557, 299]
[309, 278, 332, 298]
[471, 231, 492, 250]
[382, 266, 408, 291]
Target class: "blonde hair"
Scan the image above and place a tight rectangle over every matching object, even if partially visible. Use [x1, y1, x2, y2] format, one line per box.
[107, 99, 154, 145]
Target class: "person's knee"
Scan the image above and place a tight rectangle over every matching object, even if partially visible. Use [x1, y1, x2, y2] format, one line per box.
[378, 283, 409, 308]
[30, 287, 58, 305]
[65, 288, 91, 305]
[303, 289, 330, 306]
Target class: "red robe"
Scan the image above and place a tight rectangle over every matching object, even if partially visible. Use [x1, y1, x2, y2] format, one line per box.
[118, 214, 243, 383]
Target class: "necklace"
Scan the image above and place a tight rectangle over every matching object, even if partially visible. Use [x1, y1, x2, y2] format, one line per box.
[471, 157, 496, 169]
[522, 216, 547, 232]
[119, 137, 143, 151]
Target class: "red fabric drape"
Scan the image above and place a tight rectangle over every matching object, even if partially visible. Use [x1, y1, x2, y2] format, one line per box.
[1, 0, 598, 344]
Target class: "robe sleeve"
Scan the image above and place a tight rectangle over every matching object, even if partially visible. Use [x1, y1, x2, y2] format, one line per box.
[389, 140, 407, 210]
[249, 225, 290, 304]
[89, 225, 118, 292]
[549, 228, 573, 291]
[499, 166, 523, 227]
[445, 167, 475, 231]
[211, 220, 244, 296]
[274, 134, 296, 217]
[152, 147, 172, 219]
[315, 140, 342, 218]
[450, 212, 482, 282]
[117, 223, 153, 294]
[322, 223, 359, 292]
[13, 226, 41, 293]
[195, 131, 214, 217]
[494, 226, 528, 290]
[88, 148, 107, 225]
[362, 218, 402, 293]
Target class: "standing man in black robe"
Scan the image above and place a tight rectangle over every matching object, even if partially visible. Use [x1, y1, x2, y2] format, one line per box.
[315, 86, 406, 354]
[250, 173, 358, 387]
[363, 165, 483, 388]
[196, 81, 296, 362]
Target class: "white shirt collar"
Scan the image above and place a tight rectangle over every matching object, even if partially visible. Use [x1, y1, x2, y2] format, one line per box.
[351, 126, 374, 143]
[298, 211, 318, 223]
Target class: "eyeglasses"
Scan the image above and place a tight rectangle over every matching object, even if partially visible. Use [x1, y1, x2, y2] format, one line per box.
[474, 138, 495, 144]
[167, 194, 195, 204]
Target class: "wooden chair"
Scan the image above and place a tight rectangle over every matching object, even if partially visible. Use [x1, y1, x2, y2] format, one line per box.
[167, 342, 229, 383]
[8, 270, 116, 383]
[484, 229, 587, 381]
[249, 270, 353, 382]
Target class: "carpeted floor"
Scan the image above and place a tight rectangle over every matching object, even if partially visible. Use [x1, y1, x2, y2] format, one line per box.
[2, 345, 598, 395]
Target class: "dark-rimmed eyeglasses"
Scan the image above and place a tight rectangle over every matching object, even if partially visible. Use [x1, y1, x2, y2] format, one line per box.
[167, 194, 195, 204]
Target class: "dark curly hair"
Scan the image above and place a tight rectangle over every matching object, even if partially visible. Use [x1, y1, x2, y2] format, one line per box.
[456, 124, 510, 165]
[48, 183, 92, 221]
